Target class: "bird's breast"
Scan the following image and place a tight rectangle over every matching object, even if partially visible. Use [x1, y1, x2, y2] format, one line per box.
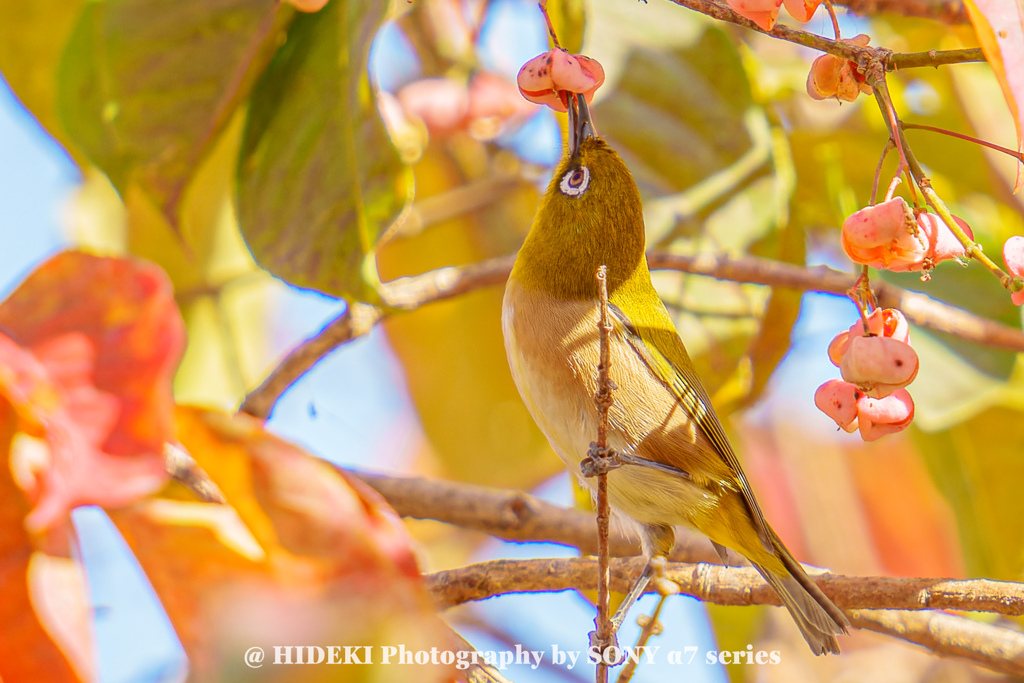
[502, 278, 723, 531]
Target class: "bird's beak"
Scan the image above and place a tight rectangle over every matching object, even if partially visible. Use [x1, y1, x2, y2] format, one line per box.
[567, 92, 595, 160]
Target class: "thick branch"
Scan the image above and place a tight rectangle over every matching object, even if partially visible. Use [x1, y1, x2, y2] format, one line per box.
[851, 609, 1024, 678]
[240, 253, 1024, 419]
[428, 558, 1024, 676]
[426, 557, 1024, 617]
[349, 470, 722, 563]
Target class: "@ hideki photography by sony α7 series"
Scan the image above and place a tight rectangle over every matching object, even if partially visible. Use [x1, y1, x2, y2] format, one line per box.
[6, 0, 1024, 681]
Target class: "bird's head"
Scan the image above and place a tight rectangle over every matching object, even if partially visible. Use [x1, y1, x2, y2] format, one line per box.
[513, 94, 647, 299]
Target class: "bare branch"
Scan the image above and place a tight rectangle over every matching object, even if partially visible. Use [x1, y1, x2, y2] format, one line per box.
[427, 558, 1024, 676]
[662, 0, 980, 67]
[426, 557, 1024, 617]
[851, 609, 1024, 678]
[239, 252, 1024, 419]
[348, 470, 722, 563]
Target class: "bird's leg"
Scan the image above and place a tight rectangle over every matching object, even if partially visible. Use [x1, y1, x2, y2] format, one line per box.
[608, 558, 657, 633]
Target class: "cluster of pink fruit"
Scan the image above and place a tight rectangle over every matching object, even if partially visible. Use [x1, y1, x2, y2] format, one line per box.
[818, 194, 1024, 439]
[815, 308, 917, 441]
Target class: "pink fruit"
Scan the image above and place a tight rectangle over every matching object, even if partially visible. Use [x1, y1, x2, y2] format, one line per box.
[814, 379, 860, 432]
[857, 389, 915, 441]
[517, 50, 605, 113]
[840, 335, 919, 398]
[397, 78, 470, 135]
[1002, 235, 1024, 306]
[842, 197, 914, 257]
[828, 308, 911, 367]
[726, 0, 783, 30]
[783, 0, 823, 21]
[807, 34, 872, 102]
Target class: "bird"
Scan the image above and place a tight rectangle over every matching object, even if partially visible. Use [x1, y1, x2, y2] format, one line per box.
[501, 92, 850, 655]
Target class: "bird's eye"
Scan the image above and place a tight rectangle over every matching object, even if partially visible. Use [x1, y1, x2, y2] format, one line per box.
[559, 166, 590, 197]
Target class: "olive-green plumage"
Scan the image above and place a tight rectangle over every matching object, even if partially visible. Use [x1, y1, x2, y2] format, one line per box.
[502, 96, 849, 655]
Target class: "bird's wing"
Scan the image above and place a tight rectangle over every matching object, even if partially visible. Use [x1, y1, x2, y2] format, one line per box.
[609, 302, 773, 552]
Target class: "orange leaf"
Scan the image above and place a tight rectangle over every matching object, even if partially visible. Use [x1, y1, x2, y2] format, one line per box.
[0, 251, 183, 532]
[966, 0, 1024, 192]
[108, 408, 453, 682]
[0, 401, 94, 683]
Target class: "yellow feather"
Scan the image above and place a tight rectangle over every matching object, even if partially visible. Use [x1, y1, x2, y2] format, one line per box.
[503, 134, 850, 655]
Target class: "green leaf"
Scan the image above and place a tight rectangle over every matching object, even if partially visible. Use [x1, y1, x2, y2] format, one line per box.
[0, 0, 87, 162]
[592, 27, 755, 198]
[916, 407, 1024, 580]
[237, 0, 409, 301]
[58, 0, 283, 221]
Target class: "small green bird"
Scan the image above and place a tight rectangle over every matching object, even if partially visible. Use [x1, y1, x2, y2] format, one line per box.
[502, 93, 850, 654]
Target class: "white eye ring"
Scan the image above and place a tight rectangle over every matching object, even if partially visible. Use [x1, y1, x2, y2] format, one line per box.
[559, 166, 590, 196]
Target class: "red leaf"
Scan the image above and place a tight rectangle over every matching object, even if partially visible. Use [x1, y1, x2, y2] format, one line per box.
[0, 251, 184, 531]
[109, 408, 454, 682]
[0, 401, 93, 683]
[966, 0, 1024, 192]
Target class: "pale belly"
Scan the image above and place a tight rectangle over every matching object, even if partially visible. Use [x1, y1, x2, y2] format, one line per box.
[501, 279, 720, 533]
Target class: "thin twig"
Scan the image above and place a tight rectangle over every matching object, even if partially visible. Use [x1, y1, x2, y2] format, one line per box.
[588, 265, 616, 683]
[902, 122, 1024, 164]
[238, 252, 1024, 419]
[662, 0, 981, 68]
[616, 567, 676, 683]
[868, 72, 1013, 287]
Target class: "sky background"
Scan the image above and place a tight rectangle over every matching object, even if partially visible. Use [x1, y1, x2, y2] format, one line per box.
[0, 1, 863, 680]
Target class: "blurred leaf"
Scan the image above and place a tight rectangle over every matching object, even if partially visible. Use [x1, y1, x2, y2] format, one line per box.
[378, 145, 560, 490]
[0, 403, 92, 683]
[964, 0, 1024, 192]
[238, 0, 410, 301]
[110, 407, 454, 682]
[544, 0, 586, 54]
[916, 406, 1024, 580]
[593, 27, 754, 198]
[0, 251, 184, 532]
[846, 437, 964, 578]
[58, 0, 284, 222]
[0, 0, 86, 162]
[122, 113, 274, 407]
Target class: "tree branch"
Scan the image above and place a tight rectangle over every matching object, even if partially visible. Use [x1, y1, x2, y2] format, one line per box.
[348, 470, 723, 563]
[427, 558, 1024, 676]
[426, 557, 1024, 617]
[850, 609, 1024, 678]
[663, 0, 981, 67]
[239, 253, 1024, 419]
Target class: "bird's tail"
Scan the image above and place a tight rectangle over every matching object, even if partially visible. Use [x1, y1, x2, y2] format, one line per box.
[751, 538, 850, 655]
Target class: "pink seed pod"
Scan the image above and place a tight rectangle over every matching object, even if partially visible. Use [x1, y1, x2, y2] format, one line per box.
[726, 0, 783, 30]
[842, 197, 914, 263]
[857, 389, 915, 441]
[783, 0, 823, 21]
[518, 50, 606, 113]
[1002, 235, 1024, 306]
[814, 379, 860, 432]
[827, 308, 910, 367]
[840, 335, 919, 398]
[915, 213, 972, 262]
[807, 34, 872, 102]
